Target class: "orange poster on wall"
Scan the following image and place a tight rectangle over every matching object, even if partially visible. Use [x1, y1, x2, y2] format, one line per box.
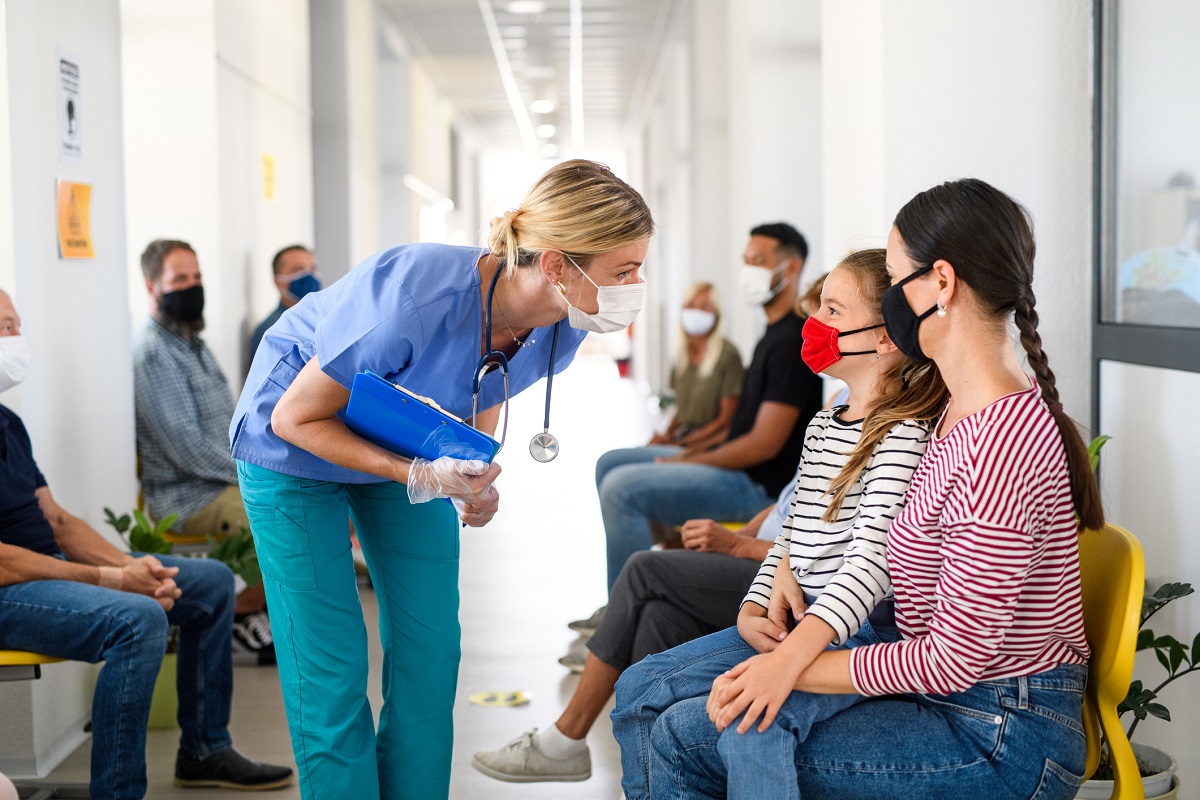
[56, 179, 94, 259]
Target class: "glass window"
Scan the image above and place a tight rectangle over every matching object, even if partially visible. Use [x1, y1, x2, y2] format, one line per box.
[1101, 0, 1200, 328]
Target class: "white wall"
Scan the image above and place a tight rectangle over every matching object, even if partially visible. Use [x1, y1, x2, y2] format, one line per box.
[123, 0, 313, 385]
[311, 0, 382, 284]
[120, 0, 221, 363]
[822, 0, 1093, 422]
[215, 0, 313, 375]
[1, 0, 127, 774]
[635, 0, 823, 387]
[1099, 363, 1200, 780]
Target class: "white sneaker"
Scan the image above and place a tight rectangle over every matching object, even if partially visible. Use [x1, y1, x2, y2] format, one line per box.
[472, 729, 591, 783]
[567, 605, 606, 636]
[558, 638, 589, 674]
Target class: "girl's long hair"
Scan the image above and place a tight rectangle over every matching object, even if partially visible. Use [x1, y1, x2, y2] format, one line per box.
[822, 249, 949, 522]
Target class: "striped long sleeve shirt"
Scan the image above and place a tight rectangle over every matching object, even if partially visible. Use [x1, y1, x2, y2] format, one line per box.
[743, 410, 930, 645]
[849, 384, 1090, 697]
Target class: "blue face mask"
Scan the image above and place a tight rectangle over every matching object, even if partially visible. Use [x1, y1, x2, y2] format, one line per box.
[285, 271, 321, 302]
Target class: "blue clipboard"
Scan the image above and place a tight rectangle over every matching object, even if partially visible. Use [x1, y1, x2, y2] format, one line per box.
[343, 371, 500, 464]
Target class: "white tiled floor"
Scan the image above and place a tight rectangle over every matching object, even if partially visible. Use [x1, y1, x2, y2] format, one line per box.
[30, 351, 651, 799]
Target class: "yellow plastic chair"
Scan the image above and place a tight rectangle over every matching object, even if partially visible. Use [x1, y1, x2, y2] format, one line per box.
[1077, 523, 1146, 800]
[0, 650, 64, 682]
[0, 652, 89, 798]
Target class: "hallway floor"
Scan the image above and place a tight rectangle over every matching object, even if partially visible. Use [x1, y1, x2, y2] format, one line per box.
[32, 350, 651, 799]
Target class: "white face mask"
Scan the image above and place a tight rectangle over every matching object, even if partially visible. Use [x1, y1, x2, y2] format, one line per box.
[739, 258, 790, 307]
[559, 254, 646, 334]
[0, 335, 31, 392]
[680, 308, 716, 336]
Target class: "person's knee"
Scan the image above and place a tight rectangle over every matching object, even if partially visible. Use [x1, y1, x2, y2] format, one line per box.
[716, 715, 778, 759]
[115, 594, 170, 655]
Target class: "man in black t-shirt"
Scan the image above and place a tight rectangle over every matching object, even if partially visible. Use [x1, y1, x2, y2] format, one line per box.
[593, 223, 823, 594]
[0, 289, 292, 798]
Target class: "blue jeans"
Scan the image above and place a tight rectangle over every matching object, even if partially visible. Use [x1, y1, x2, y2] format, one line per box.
[645, 662, 1088, 800]
[613, 615, 896, 800]
[596, 447, 774, 591]
[237, 461, 460, 800]
[0, 555, 235, 800]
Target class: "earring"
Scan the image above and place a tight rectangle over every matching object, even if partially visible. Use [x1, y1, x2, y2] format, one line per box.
[936, 303, 947, 318]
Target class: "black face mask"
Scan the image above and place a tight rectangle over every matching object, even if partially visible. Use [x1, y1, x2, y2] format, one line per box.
[881, 265, 938, 361]
[159, 284, 205, 323]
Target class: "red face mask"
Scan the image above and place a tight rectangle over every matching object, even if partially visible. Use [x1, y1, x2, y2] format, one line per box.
[801, 316, 882, 374]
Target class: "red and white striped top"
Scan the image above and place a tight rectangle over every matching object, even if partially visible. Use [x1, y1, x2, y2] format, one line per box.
[849, 383, 1089, 697]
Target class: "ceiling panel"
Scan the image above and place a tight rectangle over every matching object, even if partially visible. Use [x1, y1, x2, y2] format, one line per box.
[380, 0, 678, 153]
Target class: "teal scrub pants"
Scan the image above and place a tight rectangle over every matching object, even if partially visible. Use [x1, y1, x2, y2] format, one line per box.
[237, 461, 460, 800]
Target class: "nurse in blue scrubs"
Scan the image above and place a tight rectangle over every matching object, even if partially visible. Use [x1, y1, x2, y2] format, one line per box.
[229, 159, 653, 800]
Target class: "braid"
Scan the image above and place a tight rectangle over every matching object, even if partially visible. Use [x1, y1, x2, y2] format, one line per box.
[1013, 290, 1104, 531]
[1013, 293, 1059, 406]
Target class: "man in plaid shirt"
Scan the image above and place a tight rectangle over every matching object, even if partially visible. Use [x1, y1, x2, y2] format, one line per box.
[133, 239, 274, 664]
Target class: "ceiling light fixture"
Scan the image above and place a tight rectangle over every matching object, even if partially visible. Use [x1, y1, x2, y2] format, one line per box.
[476, 0, 537, 152]
[530, 99, 556, 114]
[537, 124, 557, 138]
[506, 1, 546, 14]
[569, 0, 584, 149]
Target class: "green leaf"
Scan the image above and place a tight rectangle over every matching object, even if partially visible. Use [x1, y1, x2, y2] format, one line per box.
[1136, 629, 1156, 651]
[1087, 435, 1111, 472]
[154, 513, 179, 535]
[1192, 632, 1200, 665]
[1156, 649, 1171, 673]
[1146, 703, 1172, 722]
[1169, 642, 1186, 673]
[132, 509, 152, 538]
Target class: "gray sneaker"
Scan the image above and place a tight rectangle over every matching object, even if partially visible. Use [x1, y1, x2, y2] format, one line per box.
[472, 729, 591, 783]
[567, 605, 606, 636]
[558, 638, 589, 673]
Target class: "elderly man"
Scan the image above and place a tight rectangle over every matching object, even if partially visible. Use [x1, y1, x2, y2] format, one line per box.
[0, 289, 292, 799]
[133, 239, 273, 663]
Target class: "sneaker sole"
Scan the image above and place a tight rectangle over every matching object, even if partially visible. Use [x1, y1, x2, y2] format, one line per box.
[174, 776, 294, 791]
[557, 656, 585, 674]
[471, 755, 590, 783]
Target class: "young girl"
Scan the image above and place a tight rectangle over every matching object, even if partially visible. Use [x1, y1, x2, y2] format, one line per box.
[645, 179, 1101, 800]
[611, 247, 948, 799]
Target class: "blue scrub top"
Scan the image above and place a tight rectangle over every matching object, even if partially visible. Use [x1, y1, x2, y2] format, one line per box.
[230, 242, 588, 483]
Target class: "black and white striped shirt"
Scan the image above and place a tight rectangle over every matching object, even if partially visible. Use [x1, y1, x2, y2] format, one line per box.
[743, 409, 930, 645]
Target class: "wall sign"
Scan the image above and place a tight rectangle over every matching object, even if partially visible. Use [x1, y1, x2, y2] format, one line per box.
[56, 180, 94, 259]
[58, 49, 82, 162]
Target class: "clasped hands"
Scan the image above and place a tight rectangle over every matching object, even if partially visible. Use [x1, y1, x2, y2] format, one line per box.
[119, 555, 182, 612]
[709, 561, 811, 734]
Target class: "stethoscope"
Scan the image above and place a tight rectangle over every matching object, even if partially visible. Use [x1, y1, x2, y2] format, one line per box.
[471, 266, 561, 463]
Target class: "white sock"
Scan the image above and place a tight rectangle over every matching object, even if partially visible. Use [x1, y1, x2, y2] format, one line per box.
[536, 723, 588, 758]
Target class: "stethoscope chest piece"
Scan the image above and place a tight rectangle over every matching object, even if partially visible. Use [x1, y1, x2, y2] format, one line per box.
[529, 431, 560, 463]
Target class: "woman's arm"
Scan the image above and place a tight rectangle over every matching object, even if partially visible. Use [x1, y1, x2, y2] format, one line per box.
[271, 357, 500, 497]
[680, 396, 739, 447]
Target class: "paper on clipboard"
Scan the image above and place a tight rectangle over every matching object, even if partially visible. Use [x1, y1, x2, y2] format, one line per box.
[343, 371, 500, 464]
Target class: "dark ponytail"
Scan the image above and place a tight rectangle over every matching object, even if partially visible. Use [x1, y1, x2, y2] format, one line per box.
[894, 179, 1104, 531]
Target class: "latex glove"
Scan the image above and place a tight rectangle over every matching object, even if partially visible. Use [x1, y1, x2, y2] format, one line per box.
[407, 457, 501, 505]
[452, 485, 500, 527]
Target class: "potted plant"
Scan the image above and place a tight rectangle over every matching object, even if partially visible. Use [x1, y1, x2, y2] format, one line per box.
[101, 507, 264, 728]
[1076, 582, 1196, 799]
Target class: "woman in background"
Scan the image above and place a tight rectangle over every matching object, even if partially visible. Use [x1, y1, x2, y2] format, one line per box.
[650, 282, 743, 450]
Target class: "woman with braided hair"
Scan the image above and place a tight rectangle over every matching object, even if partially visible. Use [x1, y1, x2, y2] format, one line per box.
[639, 178, 1102, 800]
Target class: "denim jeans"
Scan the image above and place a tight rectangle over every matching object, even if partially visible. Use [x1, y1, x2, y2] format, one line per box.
[646, 662, 1088, 800]
[238, 461, 460, 800]
[0, 555, 235, 800]
[612, 606, 897, 800]
[596, 447, 774, 591]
